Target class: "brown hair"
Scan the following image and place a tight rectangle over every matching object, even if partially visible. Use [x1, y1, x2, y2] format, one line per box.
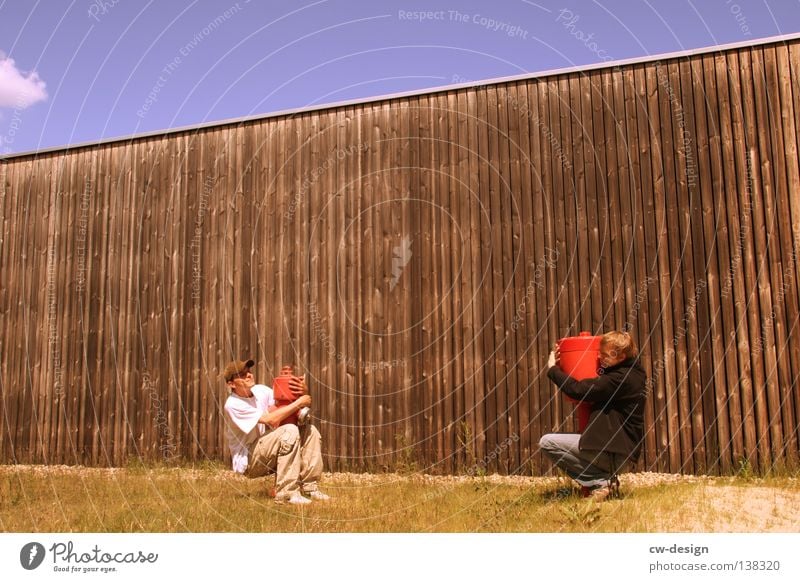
[600, 331, 638, 360]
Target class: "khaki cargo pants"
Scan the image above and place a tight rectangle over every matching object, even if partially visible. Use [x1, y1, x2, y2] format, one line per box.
[244, 424, 323, 499]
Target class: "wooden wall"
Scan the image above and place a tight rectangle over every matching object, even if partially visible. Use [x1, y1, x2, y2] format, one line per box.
[1, 38, 799, 475]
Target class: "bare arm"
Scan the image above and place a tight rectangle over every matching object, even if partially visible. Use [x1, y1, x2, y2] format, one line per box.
[258, 394, 312, 429]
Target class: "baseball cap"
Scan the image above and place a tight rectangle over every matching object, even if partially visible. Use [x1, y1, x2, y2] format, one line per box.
[223, 359, 255, 382]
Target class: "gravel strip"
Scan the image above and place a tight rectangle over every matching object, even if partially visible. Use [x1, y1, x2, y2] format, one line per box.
[0, 464, 735, 489]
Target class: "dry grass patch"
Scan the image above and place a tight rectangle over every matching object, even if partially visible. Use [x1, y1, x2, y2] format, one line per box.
[1, 464, 797, 533]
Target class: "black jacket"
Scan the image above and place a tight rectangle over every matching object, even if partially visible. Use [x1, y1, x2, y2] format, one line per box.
[547, 357, 647, 460]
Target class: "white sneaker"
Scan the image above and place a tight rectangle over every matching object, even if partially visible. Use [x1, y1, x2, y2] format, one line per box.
[307, 490, 331, 501]
[276, 492, 312, 505]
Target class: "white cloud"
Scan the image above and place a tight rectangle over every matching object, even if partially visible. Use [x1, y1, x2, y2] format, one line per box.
[0, 53, 47, 108]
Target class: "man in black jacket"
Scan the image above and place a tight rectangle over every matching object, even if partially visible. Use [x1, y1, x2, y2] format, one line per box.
[539, 331, 647, 500]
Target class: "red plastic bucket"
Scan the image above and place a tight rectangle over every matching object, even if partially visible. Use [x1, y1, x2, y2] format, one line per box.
[273, 366, 300, 426]
[557, 331, 601, 432]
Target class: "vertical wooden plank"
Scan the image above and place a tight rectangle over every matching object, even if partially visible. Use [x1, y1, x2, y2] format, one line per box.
[388, 99, 405, 470]
[159, 135, 177, 463]
[652, 62, 688, 473]
[546, 77, 568, 429]
[53, 153, 69, 465]
[466, 87, 487, 467]
[763, 45, 799, 462]
[785, 43, 800, 463]
[602, 69, 627, 334]
[623, 65, 658, 469]
[121, 140, 138, 464]
[506, 83, 526, 472]
[312, 110, 331, 466]
[0, 159, 11, 460]
[430, 94, 446, 471]
[74, 150, 91, 462]
[715, 51, 752, 467]
[697, 54, 734, 473]
[539, 79, 561, 436]
[185, 130, 201, 460]
[454, 89, 475, 470]
[333, 108, 348, 471]
[37, 156, 54, 463]
[374, 101, 389, 468]
[120, 142, 140, 463]
[43, 155, 60, 462]
[486, 85, 508, 471]
[446, 91, 466, 471]
[0, 158, 11, 461]
[567, 74, 591, 335]
[612, 67, 638, 376]
[344, 105, 360, 468]
[476, 85, 498, 468]
[30, 156, 49, 464]
[691, 56, 730, 472]
[385, 99, 399, 468]
[632, 64, 661, 469]
[495, 84, 516, 472]
[5, 160, 25, 461]
[399, 98, 416, 468]
[732, 49, 770, 470]
[63, 151, 81, 464]
[91, 146, 111, 464]
[579, 73, 603, 332]
[558, 76, 579, 353]
[407, 97, 425, 470]
[664, 61, 699, 473]
[510, 81, 534, 470]
[507, 83, 526, 470]
[359, 104, 376, 469]
[274, 120, 289, 368]
[170, 134, 185, 461]
[20, 158, 36, 462]
[208, 128, 225, 457]
[644, 62, 673, 472]
[683, 57, 720, 474]
[527, 79, 551, 472]
[105, 143, 124, 465]
[355, 106, 368, 469]
[676, 58, 708, 473]
[133, 140, 151, 459]
[749, 47, 786, 467]
[297, 114, 311, 379]
[590, 71, 615, 332]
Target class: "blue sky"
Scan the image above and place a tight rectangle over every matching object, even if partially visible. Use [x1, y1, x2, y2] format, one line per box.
[1, 0, 799, 156]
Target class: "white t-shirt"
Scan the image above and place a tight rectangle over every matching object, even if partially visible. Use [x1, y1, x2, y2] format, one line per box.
[223, 384, 275, 473]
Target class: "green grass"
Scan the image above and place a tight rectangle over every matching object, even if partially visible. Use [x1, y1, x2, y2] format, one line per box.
[1, 464, 798, 532]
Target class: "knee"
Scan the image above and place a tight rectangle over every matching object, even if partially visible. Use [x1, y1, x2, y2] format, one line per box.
[307, 424, 321, 440]
[538, 433, 557, 451]
[277, 424, 300, 453]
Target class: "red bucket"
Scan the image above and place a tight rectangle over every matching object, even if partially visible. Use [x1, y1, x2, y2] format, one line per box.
[557, 331, 601, 432]
[273, 366, 300, 426]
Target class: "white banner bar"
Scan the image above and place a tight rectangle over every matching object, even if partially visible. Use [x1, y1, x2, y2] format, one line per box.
[1, 534, 797, 581]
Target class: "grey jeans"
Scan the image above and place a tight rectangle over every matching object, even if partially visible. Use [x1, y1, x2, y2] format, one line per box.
[539, 433, 622, 489]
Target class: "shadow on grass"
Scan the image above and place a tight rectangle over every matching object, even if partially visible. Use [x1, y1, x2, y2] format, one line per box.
[537, 486, 630, 503]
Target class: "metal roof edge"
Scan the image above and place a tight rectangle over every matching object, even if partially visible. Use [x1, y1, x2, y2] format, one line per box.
[3, 31, 800, 161]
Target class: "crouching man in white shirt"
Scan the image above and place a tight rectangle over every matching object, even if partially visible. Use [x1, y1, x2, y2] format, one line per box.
[223, 358, 330, 505]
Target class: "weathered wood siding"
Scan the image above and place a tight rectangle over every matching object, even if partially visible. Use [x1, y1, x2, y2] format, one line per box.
[1, 38, 799, 474]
